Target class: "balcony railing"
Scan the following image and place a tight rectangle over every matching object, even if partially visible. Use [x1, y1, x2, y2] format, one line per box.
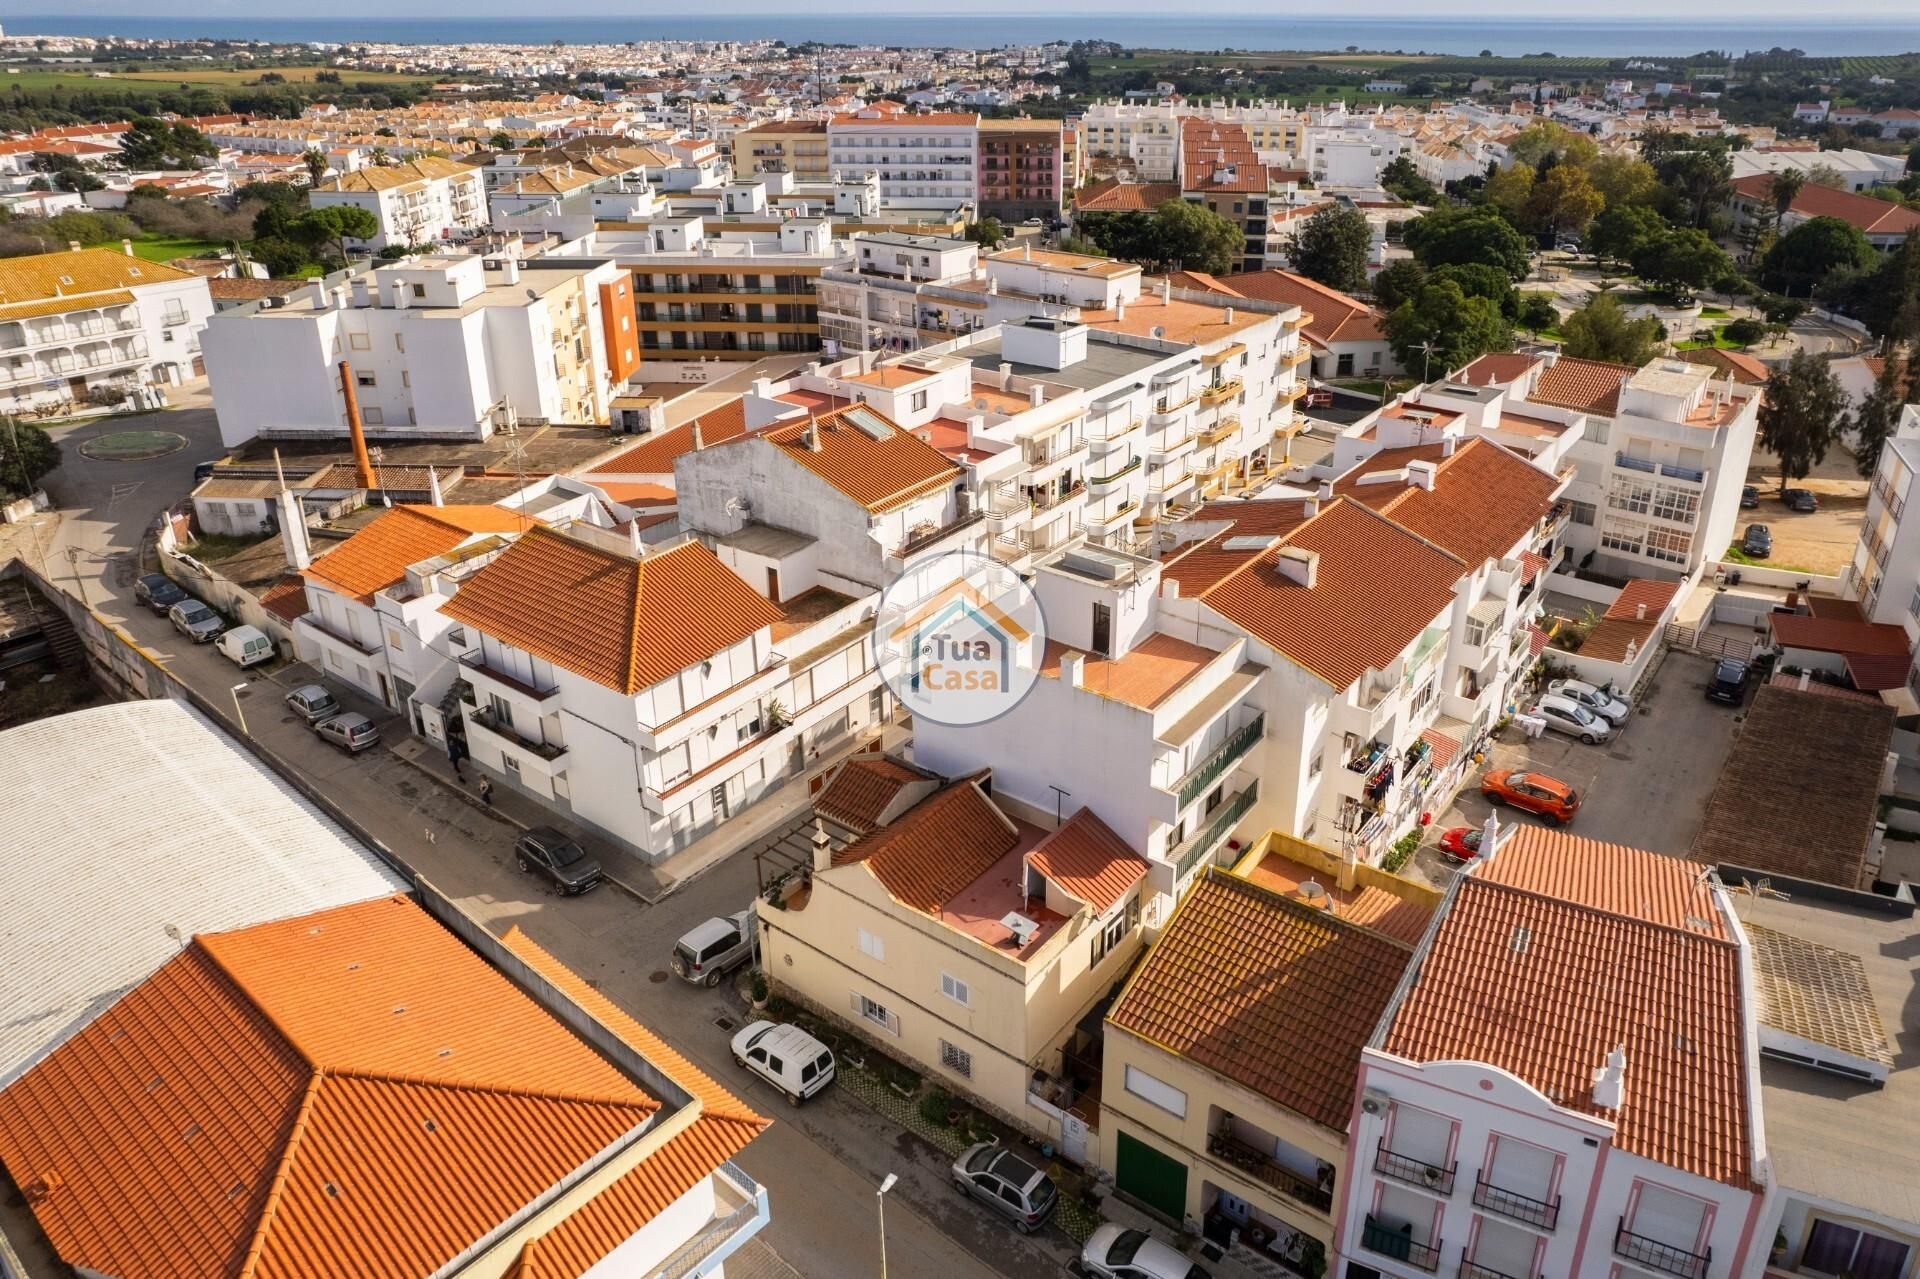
[1176, 714, 1264, 809]
[1088, 456, 1141, 487]
[1615, 452, 1707, 483]
[656, 1161, 771, 1279]
[1205, 1129, 1333, 1213]
[460, 650, 560, 707]
[467, 702, 568, 762]
[1362, 1217, 1441, 1274]
[1169, 782, 1257, 882]
[1615, 1220, 1710, 1279]
[1374, 1141, 1457, 1196]
[1025, 437, 1089, 469]
[1199, 417, 1240, 446]
[894, 508, 986, 558]
[1473, 1173, 1561, 1231]
[1200, 378, 1243, 406]
[1030, 480, 1086, 514]
[1461, 1256, 1526, 1279]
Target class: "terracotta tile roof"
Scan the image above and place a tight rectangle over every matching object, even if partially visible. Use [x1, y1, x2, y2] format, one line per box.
[1108, 868, 1412, 1131]
[1519, 550, 1549, 583]
[587, 399, 751, 475]
[1770, 612, 1911, 657]
[1678, 347, 1771, 385]
[1384, 877, 1754, 1188]
[1731, 174, 1920, 236]
[1606, 577, 1680, 622]
[761, 405, 962, 513]
[208, 277, 307, 302]
[1845, 652, 1911, 691]
[1531, 355, 1632, 416]
[815, 754, 933, 834]
[1024, 807, 1149, 913]
[1214, 270, 1387, 345]
[1692, 684, 1895, 889]
[0, 247, 195, 310]
[308, 463, 451, 491]
[1766, 672, 1886, 702]
[1454, 351, 1541, 387]
[1482, 825, 1728, 937]
[1239, 848, 1437, 947]
[1805, 593, 1867, 622]
[258, 575, 310, 622]
[316, 155, 478, 194]
[593, 481, 676, 505]
[834, 776, 1019, 915]
[305, 504, 531, 603]
[1038, 631, 1219, 709]
[1073, 179, 1183, 212]
[1164, 498, 1465, 691]
[831, 111, 979, 128]
[1079, 291, 1268, 346]
[441, 529, 783, 694]
[1334, 437, 1560, 566]
[0, 896, 659, 1279]
[1420, 726, 1462, 773]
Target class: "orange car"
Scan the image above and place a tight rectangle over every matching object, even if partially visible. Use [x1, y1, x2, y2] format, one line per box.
[1480, 769, 1581, 824]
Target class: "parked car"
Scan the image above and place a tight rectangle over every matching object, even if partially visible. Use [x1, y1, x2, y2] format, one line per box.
[1301, 388, 1334, 409]
[1783, 488, 1819, 513]
[951, 1144, 1058, 1234]
[1740, 485, 1759, 509]
[1547, 677, 1629, 726]
[215, 624, 275, 669]
[284, 683, 341, 723]
[314, 712, 380, 753]
[1481, 769, 1582, 824]
[133, 572, 187, 614]
[514, 826, 602, 895]
[672, 910, 754, 986]
[730, 1020, 835, 1105]
[192, 460, 221, 484]
[1438, 826, 1484, 863]
[1706, 657, 1750, 705]
[1741, 524, 1772, 558]
[1080, 1224, 1211, 1279]
[1531, 693, 1614, 744]
[168, 599, 225, 643]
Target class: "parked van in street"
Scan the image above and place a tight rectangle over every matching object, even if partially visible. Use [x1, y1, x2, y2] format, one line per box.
[216, 625, 275, 669]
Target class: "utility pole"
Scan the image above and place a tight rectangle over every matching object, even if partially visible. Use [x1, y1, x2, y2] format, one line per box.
[65, 545, 90, 609]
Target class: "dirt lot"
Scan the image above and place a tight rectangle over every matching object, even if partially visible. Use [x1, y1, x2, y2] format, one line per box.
[1410, 652, 1744, 886]
[1740, 446, 1869, 576]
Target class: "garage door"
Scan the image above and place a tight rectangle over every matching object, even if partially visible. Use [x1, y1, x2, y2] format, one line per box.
[1116, 1130, 1187, 1222]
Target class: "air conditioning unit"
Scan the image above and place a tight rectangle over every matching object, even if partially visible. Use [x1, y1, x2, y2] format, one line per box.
[1360, 1088, 1391, 1117]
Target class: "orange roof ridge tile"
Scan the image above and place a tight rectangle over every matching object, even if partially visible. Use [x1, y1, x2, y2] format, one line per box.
[233, 1071, 323, 1279]
[1467, 872, 1737, 947]
[318, 1064, 660, 1112]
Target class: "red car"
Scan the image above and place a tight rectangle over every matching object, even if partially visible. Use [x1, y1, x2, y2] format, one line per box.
[1481, 769, 1581, 824]
[1437, 826, 1483, 863]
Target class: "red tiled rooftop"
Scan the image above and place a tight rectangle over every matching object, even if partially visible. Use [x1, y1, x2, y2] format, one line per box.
[1240, 849, 1435, 946]
[1024, 807, 1149, 914]
[1770, 612, 1910, 657]
[1038, 631, 1221, 709]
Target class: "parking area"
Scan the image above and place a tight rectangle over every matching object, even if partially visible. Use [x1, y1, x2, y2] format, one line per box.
[1412, 652, 1744, 884]
[1740, 447, 1870, 576]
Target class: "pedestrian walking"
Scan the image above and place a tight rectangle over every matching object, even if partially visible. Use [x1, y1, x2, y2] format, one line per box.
[447, 736, 467, 781]
[478, 777, 494, 808]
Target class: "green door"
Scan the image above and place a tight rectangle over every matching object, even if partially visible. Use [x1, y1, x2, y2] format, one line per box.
[1116, 1129, 1188, 1222]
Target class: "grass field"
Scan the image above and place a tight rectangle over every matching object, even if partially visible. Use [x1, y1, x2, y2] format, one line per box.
[0, 65, 437, 96]
[1090, 50, 1431, 74]
[126, 236, 225, 263]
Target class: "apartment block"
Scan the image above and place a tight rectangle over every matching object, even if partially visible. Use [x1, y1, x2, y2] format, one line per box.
[1180, 121, 1273, 272]
[0, 246, 214, 415]
[730, 119, 832, 182]
[308, 155, 487, 251]
[977, 117, 1065, 225]
[204, 254, 634, 446]
[828, 108, 979, 211]
[1845, 423, 1920, 644]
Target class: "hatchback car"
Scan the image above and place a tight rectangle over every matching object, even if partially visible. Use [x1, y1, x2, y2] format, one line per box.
[730, 1021, 835, 1105]
[284, 684, 341, 723]
[1783, 488, 1819, 512]
[133, 572, 187, 614]
[1081, 1224, 1211, 1279]
[1438, 826, 1483, 863]
[1742, 524, 1772, 558]
[514, 826, 602, 895]
[952, 1144, 1057, 1234]
[168, 598, 225, 643]
[1706, 657, 1750, 705]
[672, 910, 754, 986]
[1740, 485, 1759, 509]
[314, 712, 380, 752]
[1547, 677, 1629, 726]
[1531, 693, 1613, 744]
[1482, 769, 1581, 824]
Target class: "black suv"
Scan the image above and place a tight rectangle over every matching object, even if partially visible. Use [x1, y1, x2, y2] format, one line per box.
[514, 826, 602, 894]
[133, 572, 188, 614]
[1707, 658, 1749, 705]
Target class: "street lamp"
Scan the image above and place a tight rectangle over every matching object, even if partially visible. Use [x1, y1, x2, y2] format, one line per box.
[876, 1172, 898, 1279]
[230, 682, 250, 736]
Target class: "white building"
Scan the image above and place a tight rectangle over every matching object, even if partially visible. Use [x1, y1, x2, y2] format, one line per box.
[308, 155, 487, 251]
[1845, 418, 1920, 642]
[1302, 125, 1407, 189]
[0, 246, 214, 414]
[203, 253, 634, 447]
[827, 108, 979, 211]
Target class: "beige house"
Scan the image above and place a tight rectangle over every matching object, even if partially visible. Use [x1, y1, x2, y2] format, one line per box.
[1100, 843, 1428, 1276]
[755, 755, 1150, 1161]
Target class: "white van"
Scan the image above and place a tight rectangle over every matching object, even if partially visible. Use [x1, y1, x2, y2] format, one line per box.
[216, 625, 275, 669]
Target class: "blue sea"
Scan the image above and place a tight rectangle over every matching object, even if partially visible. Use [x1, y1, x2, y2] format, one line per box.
[6, 14, 1920, 58]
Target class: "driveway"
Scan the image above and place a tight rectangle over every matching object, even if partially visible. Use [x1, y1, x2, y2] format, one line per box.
[1743, 446, 1870, 576]
[1413, 652, 1741, 884]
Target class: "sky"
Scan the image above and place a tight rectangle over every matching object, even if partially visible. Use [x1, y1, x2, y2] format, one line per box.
[35, 0, 1920, 18]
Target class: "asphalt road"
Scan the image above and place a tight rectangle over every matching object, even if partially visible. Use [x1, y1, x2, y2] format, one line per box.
[32, 388, 1070, 1279]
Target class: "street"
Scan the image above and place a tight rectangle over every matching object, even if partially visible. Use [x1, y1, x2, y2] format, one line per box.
[30, 389, 1069, 1279]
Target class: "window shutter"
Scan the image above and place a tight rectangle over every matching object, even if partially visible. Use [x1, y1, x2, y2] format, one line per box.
[849, 990, 864, 1017]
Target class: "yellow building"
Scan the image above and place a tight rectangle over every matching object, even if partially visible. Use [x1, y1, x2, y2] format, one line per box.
[755, 755, 1150, 1158]
[730, 120, 832, 182]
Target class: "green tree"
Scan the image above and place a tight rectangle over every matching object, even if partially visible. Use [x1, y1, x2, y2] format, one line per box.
[118, 116, 216, 169]
[1840, 237, 1920, 348]
[1559, 293, 1665, 366]
[1760, 215, 1876, 297]
[964, 216, 1006, 250]
[1369, 259, 1427, 311]
[1525, 164, 1604, 237]
[1384, 280, 1513, 379]
[1290, 206, 1372, 293]
[1515, 291, 1559, 334]
[32, 152, 102, 193]
[1403, 205, 1533, 281]
[1758, 350, 1852, 494]
[1851, 356, 1910, 479]
[1768, 169, 1805, 218]
[1484, 162, 1536, 225]
[489, 131, 513, 149]
[1430, 262, 1515, 314]
[1146, 198, 1244, 274]
[0, 416, 59, 501]
[1630, 227, 1731, 300]
[1588, 203, 1667, 269]
[1379, 154, 1439, 205]
[302, 146, 328, 186]
[1506, 121, 1599, 171]
[1651, 143, 1734, 228]
[294, 205, 380, 266]
[1587, 154, 1661, 208]
[1722, 317, 1768, 347]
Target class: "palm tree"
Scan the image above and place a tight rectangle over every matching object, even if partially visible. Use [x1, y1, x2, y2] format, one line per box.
[302, 147, 327, 186]
[1770, 169, 1805, 220]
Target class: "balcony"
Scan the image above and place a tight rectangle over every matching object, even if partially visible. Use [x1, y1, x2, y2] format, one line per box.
[655, 1161, 771, 1279]
[1473, 1174, 1560, 1232]
[1168, 782, 1258, 883]
[894, 508, 986, 558]
[1199, 417, 1239, 447]
[1088, 456, 1141, 488]
[1082, 499, 1140, 531]
[1374, 1141, 1456, 1196]
[298, 614, 382, 658]
[1615, 1220, 1710, 1279]
[1615, 452, 1708, 484]
[1200, 378, 1243, 406]
[464, 701, 570, 768]
[1204, 1129, 1333, 1214]
[1024, 436, 1089, 470]
[1362, 1217, 1441, 1274]
[1175, 714, 1264, 809]
[1285, 346, 1313, 367]
[1461, 1256, 1526, 1279]
[460, 649, 561, 711]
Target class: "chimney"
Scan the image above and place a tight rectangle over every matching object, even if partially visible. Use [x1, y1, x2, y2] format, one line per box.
[1161, 578, 1180, 600]
[998, 362, 1014, 388]
[1023, 242, 1031, 260]
[1116, 299, 1127, 321]
[68, 240, 82, 253]
[1798, 669, 1811, 691]
[811, 822, 834, 873]
[1302, 496, 1319, 517]
[691, 420, 706, 450]
[338, 361, 376, 491]
[1634, 602, 1646, 620]
[1060, 651, 1085, 688]
[1028, 385, 1044, 408]
[629, 518, 644, 556]
[1275, 545, 1319, 588]
[1479, 810, 1501, 865]
[277, 488, 312, 571]
[1160, 278, 1171, 305]
[426, 466, 445, 507]
[121, 238, 135, 257]
[1591, 1045, 1627, 1110]
[1407, 459, 1437, 491]
[802, 422, 823, 452]
[1224, 306, 1234, 324]
[1442, 434, 1457, 457]
[1316, 478, 1333, 501]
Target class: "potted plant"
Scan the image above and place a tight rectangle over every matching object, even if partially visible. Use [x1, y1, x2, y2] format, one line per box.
[764, 699, 790, 732]
[748, 970, 769, 1011]
[1770, 1229, 1788, 1267]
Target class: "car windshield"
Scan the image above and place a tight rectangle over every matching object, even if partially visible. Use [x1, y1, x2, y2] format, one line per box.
[181, 603, 209, 619]
[549, 839, 587, 867]
[1109, 1230, 1148, 1265]
[965, 1147, 996, 1174]
[1464, 830, 1482, 850]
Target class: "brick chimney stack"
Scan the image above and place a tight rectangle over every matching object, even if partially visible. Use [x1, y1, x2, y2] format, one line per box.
[339, 360, 376, 491]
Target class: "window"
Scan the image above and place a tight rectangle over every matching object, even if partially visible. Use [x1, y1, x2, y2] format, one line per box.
[911, 389, 928, 412]
[1308, 750, 1324, 779]
[1123, 1063, 1187, 1117]
[1908, 584, 1920, 623]
[1466, 616, 1489, 647]
[1645, 526, 1692, 565]
[357, 373, 377, 387]
[362, 407, 384, 425]
[349, 332, 371, 350]
[1600, 519, 1645, 556]
[387, 628, 405, 650]
[853, 993, 899, 1035]
[502, 754, 521, 774]
[1092, 893, 1140, 963]
[1608, 476, 1654, 515]
[858, 928, 886, 962]
[411, 284, 427, 299]
[659, 742, 691, 785]
[1568, 499, 1597, 526]
[940, 972, 970, 1007]
[939, 1039, 973, 1078]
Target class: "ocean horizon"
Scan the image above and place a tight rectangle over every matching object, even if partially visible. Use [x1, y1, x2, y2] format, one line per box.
[6, 14, 1920, 58]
